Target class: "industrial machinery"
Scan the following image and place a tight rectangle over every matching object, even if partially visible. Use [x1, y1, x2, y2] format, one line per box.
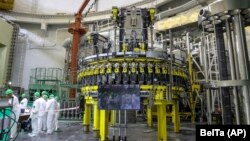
[198, 0, 250, 124]
[78, 6, 191, 141]
[0, 95, 13, 141]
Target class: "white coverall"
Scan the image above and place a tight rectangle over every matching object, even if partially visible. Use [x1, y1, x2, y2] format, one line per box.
[46, 98, 57, 134]
[55, 102, 60, 131]
[29, 98, 40, 136]
[37, 97, 47, 133]
[9, 95, 20, 138]
[20, 98, 28, 109]
[42, 100, 48, 131]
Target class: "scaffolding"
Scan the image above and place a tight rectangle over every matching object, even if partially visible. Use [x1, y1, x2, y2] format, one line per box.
[28, 67, 63, 97]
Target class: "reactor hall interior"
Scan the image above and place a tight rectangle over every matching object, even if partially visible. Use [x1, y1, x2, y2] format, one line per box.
[0, 0, 250, 141]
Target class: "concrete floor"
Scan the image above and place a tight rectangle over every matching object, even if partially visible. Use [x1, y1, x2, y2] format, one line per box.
[16, 121, 195, 141]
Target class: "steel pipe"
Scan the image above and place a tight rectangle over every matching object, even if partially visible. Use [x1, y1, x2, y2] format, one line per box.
[118, 110, 121, 140]
[225, 19, 240, 124]
[156, 0, 206, 20]
[233, 10, 250, 124]
[202, 32, 212, 124]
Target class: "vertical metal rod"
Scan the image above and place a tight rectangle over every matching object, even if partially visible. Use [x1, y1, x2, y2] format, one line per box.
[233, 11, 250, 124]
[162, 33, 166, 51]
[119, 110, 121, 140]
[124, 110, 127, 141]
[72, 102, 75, 119]
[199, 41, 204, 66]
[225, 19, 240, 124]
[231, 22, 242, 120]
[71, 102, 74, 119]
[206, 90, 212, 124]
[75, 102, 78, 119]
[78, 101, 81, 119]
[186, 32, 192, 84]
[63, 102, 66, 119]
[67, 101, 70, 119]
[231, 25, 240, 81]
[169, 30, 173, 93]
[202, 31, 212, 124]
[114, 25, 117, 52]
[112, 110, 115, 141]
[200, 92, 203, 122]
[150, 25, 154, 50]
[211, 91, 215, 113]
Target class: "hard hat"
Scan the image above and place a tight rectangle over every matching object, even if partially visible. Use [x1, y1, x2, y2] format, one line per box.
[34, 92, 40, 97]
[21, 93, 26, 98]
[49, 94, 54, 98]
[43, 94, 48, 99]
[5, 89, 13, 95]
[41, 91, 48, 95]
[55, 96, 59, 101]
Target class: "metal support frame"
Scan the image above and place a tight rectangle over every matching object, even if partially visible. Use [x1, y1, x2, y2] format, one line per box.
[196, 32, 220, 124]
[189, 91, 195, 123]
[100, 110, 109, 141]
[198, 0, 250, 124]
[172, 98, 180, 133]
[110, 110, 116, 127]
[81, 84, 186, 141]
[225, 18, 240, 124]
[83, 103, 91, 132]
[147, 104, 152, 127]
[157, 103, 167, 141]
[186, 32, 201, 124]
[93, 100, 100, 137]
[232, 11, 250, 124]
[214, 23, 232, 124]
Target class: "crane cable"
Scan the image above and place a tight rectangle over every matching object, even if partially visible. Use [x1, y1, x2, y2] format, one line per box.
[84, 0, 98, 17]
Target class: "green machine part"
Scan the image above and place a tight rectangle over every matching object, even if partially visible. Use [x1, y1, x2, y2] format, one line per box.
[0, 108, 12, 141]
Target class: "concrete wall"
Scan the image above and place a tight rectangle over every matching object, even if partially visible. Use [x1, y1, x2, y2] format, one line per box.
[0, 18, 13, 88]
[14, 23, 69, 90]
[13, 0, 142, 14]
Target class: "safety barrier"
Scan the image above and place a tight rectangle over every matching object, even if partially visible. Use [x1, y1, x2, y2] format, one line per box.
[59, 101, 82, 120]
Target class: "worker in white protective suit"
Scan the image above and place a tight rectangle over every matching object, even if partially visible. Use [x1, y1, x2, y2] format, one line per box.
[42, 94, 48, 132]
[28, 92, 40, 137]
[54, 96, 60, 131]
[20, 93, 28, 113]
[5, 89, 20, 139]
[46, 94, 58, 134]
[37, 91, 47, 134]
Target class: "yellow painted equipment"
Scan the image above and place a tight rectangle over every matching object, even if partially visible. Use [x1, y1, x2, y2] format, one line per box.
[79, 52, 190, 141]
[77, 6, 200, 141]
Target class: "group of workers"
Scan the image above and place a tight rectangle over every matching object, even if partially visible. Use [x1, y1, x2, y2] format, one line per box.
[4, 89, 61, 138]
